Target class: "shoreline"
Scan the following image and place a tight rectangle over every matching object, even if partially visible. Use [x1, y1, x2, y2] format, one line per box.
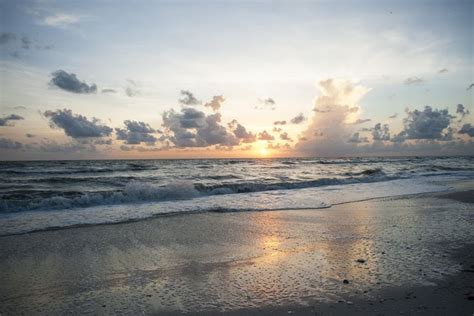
[1, 183, 473, 315]
[1, 180, 470, 238]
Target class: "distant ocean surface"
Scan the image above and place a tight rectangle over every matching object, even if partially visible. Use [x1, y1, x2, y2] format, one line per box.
[0, 157, 473, 235]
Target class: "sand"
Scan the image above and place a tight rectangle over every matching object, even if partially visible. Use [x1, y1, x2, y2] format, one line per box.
[0, 186, 473, 315]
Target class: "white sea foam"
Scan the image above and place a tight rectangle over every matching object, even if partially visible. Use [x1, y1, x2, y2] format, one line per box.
[0, 175, 458, 236]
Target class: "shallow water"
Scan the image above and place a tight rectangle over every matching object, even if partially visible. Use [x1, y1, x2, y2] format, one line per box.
[0, 157, 473, 235]
[0, 193, 472, 314]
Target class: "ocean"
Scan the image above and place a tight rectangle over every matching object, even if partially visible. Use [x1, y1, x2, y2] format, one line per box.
[0, 156, 473, 236]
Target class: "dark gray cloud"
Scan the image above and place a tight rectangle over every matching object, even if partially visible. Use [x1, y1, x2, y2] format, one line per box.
[179, 90, 200, 105]
[125, 79, 139, 97]
[204, 95, 225, 112]
[115, 120, 158, 145]
[44, 109, 112, 138]
[228, 119, 256, 143]
[0, 137, 23, 149]
[25, 133, 35, 138]
[257, 130, 275, 141]
[38, 139, 96, 153]
[393, 106, 453, 141]
[348, 132, 369, 143]
[264, 98, 275, 105]
[50, 70, 97, 94]
[437, 68, 448, 74]
[273, 127, 282, 133]
[255, 98, 276, 110]
[352, 118, 371, 125]
[467, 83, 474, 91]
[21, 35, 31, 49]
[120, 145, 134, 151]
[93, 138, 113, 145]
[280, 132, 292, 141]
[456, 104, 469, 118]
[372, 123, 390, 141]
[404, 77, 424, 85]
[458, 124, 474, 137]
[162, 107, 240, 147]
[196, 113, 240, 146]
[0, 32, 16, 45]
[0, 114, 24, 126]
[388, 113, 398, 119]
[101, 88, 117, 93]
[290, 113, 306, 124]
[177, 108, 206, 128]
[273, 120, 287, 125]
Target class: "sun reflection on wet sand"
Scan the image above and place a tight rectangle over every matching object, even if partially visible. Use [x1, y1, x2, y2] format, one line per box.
[1, 196, 471, 314]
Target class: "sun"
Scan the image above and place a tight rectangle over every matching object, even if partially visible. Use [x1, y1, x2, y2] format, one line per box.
[259, 147, 269, 156]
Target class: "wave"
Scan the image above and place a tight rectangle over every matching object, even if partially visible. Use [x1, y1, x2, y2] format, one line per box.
[344, 168, 384, 176]
[0, 171, 395, 213]
[0, 176, 455, 236]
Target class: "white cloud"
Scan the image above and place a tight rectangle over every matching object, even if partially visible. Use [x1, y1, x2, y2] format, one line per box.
[296, 79, 370, 156]
[42, 14, 80, 27]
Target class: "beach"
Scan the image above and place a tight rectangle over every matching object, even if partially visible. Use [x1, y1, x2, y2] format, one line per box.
[1, 180, 473, 315]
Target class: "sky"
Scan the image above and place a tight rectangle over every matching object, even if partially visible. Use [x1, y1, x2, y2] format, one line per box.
[0, 0, 473, 160]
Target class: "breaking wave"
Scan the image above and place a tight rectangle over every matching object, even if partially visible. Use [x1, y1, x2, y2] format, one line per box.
[0, 171, 393, 213]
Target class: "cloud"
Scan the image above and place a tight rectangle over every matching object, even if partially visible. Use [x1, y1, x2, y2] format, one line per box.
[437, 68, 448, 74]
[21, 36, 31, 49]
[228, 119, 256, 143]
[204, 95, 225, 112]
[0, 138, 23, 149]
[101, 88, 116, 93]
[0, 32, 16, 45]
[255, 98, 276, 110]
[273, 120, 287, 125]
[280, 132, 292, 141]
[273, 127, 282, 133]
[44, 109, 112, 138]
[393, 106, 453, 141]
[197, 113, 240, 146]
[0, 114, 24, 126]
[458, 124, 474, 137]
[0, 32, 52, 55]
[115, 120, 158, 145]
[290, 113, 306, 124]
[296, 79, 369, 156]
[467, 83, 474, 91]
[389, 113, 398, 119]
[456, 104, 470, 118]
[38, 139, 96, 153]
[179, 90, 200, 105]
[93, 138, 112, 145]
[43, 14, 80, 27]
[404, 77, 424, 85]
[372, 123, 390, 141]
[50, 70, 97, 94]
[162, 107, 240, 147]
[267, 142, 291, 150]
[348, 132, 369, 143]
[125, 79, 139, 97]
[257, 130, 275, 141]
[175, 107, 206, 128]
[352, 118, 372, 125]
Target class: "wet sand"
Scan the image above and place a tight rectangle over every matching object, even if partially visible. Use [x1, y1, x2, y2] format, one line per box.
[1, 186, 473, 315]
